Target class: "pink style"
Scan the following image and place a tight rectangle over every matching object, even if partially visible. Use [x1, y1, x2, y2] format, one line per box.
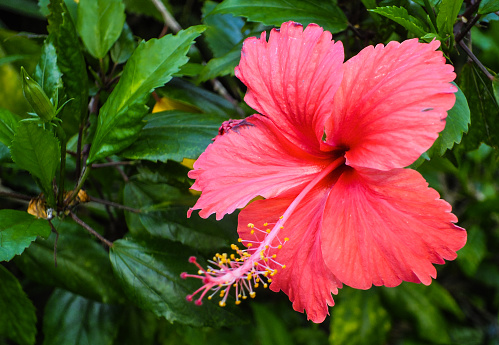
[182, 21, 467, 323]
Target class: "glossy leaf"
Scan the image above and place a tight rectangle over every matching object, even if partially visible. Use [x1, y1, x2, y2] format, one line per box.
[0, 265, 37, 345]
[330, 289, 390, 345]
[428, 84, 470, 156]
[123, 178, 235, 250]
[437, 0, 464, 38]
[159, 78, 238, 117]
[213, 0, 348, 34]
[203, 1, 245, 58]
[87, 26, 205, 164]
[198, 45, 242, 82]
[478, 0, 499, 14]
[457, 226, 486, 276]
[0, 209, 51, 262]
[113, 307, 158, 345]
[110, 22, 137, 64]
[252, 303, 295, 345]
[10, 122, 60, 201]
[43, 289, 122, 345]
[369, 6, 427, 37]
[382, 282, 463, 343]
[47, 0, 89, 135]
[110, 237, 245, 326]
[34, 40, 63, 104]
[0, 107, 20, 146]
[493, 76, 499, 106]
[122, 110, 223, 162]
[14, 220, 125, 304]
[77, 0, 126, 59]
[458, 63, 499, 150]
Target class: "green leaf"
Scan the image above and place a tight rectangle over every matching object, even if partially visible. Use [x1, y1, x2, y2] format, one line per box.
[203, 1, 245, 58]
[34, 39, 63, 105]
[159, 78, 238, 117]
[110, 237, 245, 326]
[48, 0, 89, 136]
[0, 265, 37, 345]
[113, 307, 158, 345]
[252, 303, 295, 345]
[458, 63, 499, 151]
[14, 219, 125, 304]
[213, 0, 348, 34]
[493, 76, 499, 106]
[369, 6, 427, 37]
[427, 84, 470, 156]
[10, 121, 60, 201]
[457, 225, 486, 276]
[77, 0, 126, 59]
[43, 289, 122, 345]
[111, 22, 137, 64]
[0, 107, 20, 146]
[478, 0, 499, 14]
[0, 209, 51, 262]
[123, 178, 235, 251]
[331, 288, 390, 345]
[198, 45, 242, 82]
[87, 26, 206, 164]
[382, 282, 463, 343]
[122, 110, 222, 162]
[436, 0, 463, 38]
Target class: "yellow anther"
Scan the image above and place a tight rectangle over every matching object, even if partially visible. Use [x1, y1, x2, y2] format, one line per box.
[284, 237, 289, 242]
[235, 300, 241, 305]
[265, 245, 269, 249]
[282, 265, 286, 269]
[233, 283, 237, 287]
[254, 262, 259, 266]
[268, 278, 272, 282]
[208, 296, 212, 300]
[231, 244, 238, 250]
[272, 254, 277, 259]
[250, 230, 255, 234]
[254, 283, 259, 288]
[248, 223, 254, 228]
[263, 222, 268, 226]
[247, 243, 253, 247]
[279, 216, 283, 219]
[266, 229, 271, 233]
[250, 292, 256, 298]
[280, 226, 284, 229]
[278, 245, 282, 249]
[243, 295, 247, 300]
[219, 301, 226, 307]
[238, 238, 242, 242]
[263, 283, 268, 288]
[256, 278, 260, 282]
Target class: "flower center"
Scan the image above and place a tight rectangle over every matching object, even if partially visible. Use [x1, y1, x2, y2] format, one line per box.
[181, 155, 346, 307]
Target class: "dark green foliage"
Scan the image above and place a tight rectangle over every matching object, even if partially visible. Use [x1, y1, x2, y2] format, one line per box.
[0, 0, 497, 344]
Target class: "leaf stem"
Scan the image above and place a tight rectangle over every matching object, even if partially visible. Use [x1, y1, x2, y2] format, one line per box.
[89, 196, 142, 213]
[0, 191, 32, 201]
[70, 211, 113, 248]
[67, 164, 92, 205]
[423, 0, 438, 32]
[458, 40, 494, 80]
[150, 0, 181, 35]
[55, 125, 67, 209]
[455, 14, 481, 43]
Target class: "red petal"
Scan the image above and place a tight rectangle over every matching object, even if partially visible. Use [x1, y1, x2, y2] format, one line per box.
[189, 115, 328, 220]
[326, 39, 457, 170]
[238, 186, 342, 323]
[236, 21, 344, 153]
[321, 167, 467, 289]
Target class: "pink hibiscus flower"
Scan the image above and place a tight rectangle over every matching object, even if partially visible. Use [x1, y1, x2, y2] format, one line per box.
[182, 21, 467, 323]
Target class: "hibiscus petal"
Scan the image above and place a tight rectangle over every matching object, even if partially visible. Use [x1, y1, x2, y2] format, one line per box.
[188, 115, 329, 220]
[235, 21, 344, 152]
[321, 167, 466, 289]
[238, 185, 342, 323]
[326, 39, 457, 170]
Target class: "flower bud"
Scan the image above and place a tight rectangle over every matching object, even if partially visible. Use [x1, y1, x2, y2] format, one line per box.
[21, 67, 56, 122]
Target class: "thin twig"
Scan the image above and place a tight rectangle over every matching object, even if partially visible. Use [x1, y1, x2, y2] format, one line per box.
[48, 220, 59, 267]
[455, 14, 481, 43]
[105, 158, 129, 182]
[0, 191, 32, 201]
[150, 0, 182, 35]
[89, 196, 142, 213]
[70, 211, 113, 248]
[458, 40, 494, 80]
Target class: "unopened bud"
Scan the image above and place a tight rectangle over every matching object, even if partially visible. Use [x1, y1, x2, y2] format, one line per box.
[21, 67, 56, 122]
